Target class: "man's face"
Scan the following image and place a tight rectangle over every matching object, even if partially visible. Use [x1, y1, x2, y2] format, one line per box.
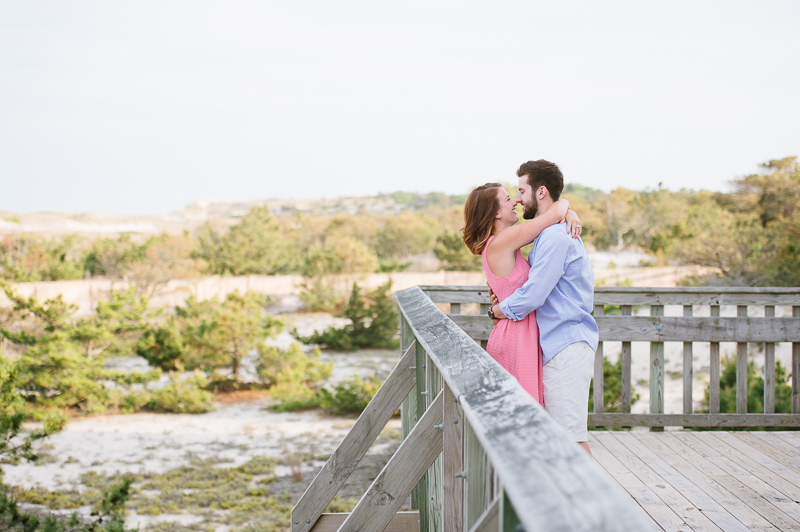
[517, 175, 539, 220]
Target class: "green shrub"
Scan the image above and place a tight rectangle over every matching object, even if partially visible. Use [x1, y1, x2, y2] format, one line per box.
[702, 355, 792, 414]
[256, 343, 331, 388]
[144, 372, 214, 414]
[262, 344, 332, 412]
[316, 374, 383, 415]
[589, 356, 641, 413]
[293, 281, 398, 351]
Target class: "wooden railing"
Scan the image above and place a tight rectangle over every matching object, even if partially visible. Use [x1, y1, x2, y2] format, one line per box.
[291, 286, 656, 532]
[421, 285, 800, 428]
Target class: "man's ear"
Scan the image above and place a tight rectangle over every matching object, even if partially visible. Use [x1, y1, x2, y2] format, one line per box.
[537, 186, 548, 200]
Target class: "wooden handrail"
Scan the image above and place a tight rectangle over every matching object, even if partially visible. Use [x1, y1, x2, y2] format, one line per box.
[396, 286, 655, 532]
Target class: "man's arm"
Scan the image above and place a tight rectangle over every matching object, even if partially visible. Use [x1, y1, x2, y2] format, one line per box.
[494, 230, 570, 321]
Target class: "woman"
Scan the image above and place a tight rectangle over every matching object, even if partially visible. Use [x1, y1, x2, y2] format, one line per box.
[461, 183, 580, 404]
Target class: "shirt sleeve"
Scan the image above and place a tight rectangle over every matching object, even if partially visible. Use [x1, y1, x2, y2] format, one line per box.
[498, 230, 570, 321]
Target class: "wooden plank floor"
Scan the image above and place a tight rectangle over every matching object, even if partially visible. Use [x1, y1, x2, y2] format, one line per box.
[590, 431, 800, 532]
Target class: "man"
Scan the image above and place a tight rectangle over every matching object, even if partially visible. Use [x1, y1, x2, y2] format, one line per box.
[488, 159, 598, 455]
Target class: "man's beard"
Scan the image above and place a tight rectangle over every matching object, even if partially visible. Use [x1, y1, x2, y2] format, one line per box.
[522, 195, 539, 220]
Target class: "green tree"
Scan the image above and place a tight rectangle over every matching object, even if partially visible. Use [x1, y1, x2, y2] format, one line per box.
[0, 234, 84, 282]
[195, 206, 293, 276]
[294, 281, 398, 351]
[589, 356, 640, 413]
[137, 291, 283, 385]
[434, 230, 480, 271]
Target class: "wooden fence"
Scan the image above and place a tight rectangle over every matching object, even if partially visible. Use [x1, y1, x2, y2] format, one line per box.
[291, 286, 655, 532]
[422, 285, 800, 428]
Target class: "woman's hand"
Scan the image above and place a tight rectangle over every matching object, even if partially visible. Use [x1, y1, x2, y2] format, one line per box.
[564, 209, 582, 239]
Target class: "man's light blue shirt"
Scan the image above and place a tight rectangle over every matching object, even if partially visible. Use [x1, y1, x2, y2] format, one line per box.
[498, 222, 599, 365]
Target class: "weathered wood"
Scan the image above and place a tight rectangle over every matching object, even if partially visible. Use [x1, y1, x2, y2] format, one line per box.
[765, 305, 775, 414]
[727, 431, 800, 473]
[442, 383, 463, 532]
[683, 305, 693, 416]
[465, 419, 488, 531]
[467, 496, 498, 532]
[451, 314, 800, 343]
[592, 286, 800, 306]
[736, 306, 748, 414]
[621, 305, 632, 414]
[794, 306, 800, 414]
[311, 512, 420, 532]
[427, 291, 492, 305]
[593, 304, 605, 414]
[595, 432, 732, 532]
[450, 303, 461, 315]
[426, 357, 443, 532]
[395, 286, 655, 532]
[414, 340, 429, 532]
[292, 342, 418, 532]
[339, 391, 444, 532]
[610, 432, 779, 532]
[650, 305, 664, 432]
[421, 285, 800, 306]
[479, 303, 490, 351]
[589, 435, 690, 531]
[710, 305, 721, 414]
[589, 413, 800, 427]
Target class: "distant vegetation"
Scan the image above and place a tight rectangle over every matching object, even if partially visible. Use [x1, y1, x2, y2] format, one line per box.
[1, 157, 798, 288]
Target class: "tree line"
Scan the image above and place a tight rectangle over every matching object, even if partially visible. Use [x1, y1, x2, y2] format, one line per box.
[2, 157, 798, 288]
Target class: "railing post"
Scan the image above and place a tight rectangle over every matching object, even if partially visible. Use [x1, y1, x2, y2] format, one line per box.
[480, 303, 490, 351]
[709, 304, 721, 414]
[649, 305, 664, 431]
[764, 305, 775, 414]
[593, 304, 605, 414]
[736, 305, 748, 413]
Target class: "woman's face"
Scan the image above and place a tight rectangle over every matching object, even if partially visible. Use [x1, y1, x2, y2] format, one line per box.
[495, 187, 519, 226]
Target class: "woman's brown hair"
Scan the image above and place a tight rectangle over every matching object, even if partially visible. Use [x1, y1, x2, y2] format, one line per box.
[461, 183, 502, 255]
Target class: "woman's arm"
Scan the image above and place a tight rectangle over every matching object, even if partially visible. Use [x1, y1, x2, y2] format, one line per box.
[564, 209, 582, 238]
[492, 198, 570, 252]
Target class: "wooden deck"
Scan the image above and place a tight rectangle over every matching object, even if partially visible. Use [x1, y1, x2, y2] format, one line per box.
[590, 431, 800, 531]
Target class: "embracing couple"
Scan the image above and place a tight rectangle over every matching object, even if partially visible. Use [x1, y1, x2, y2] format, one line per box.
[462, 160, 599, 455]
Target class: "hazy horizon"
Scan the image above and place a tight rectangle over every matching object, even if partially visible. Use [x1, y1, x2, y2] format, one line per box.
[2, 1, 798, 215]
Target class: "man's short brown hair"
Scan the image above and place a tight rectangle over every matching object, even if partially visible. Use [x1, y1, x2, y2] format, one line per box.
[517, 160, 564, 201]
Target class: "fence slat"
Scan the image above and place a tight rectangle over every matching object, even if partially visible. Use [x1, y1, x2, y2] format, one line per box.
[737, 306, 748, 414]
[683, 305, 693, 415]
[765, 306, 775, 414]
[621, 305, 632, 414]
[443, 384, 463, 532]
[710, 305, 720, 414]
[589, 413, 800, 427]
[465, 420, 488, 531]
[339, 391, 444, 532]
[415, 342, 429, 532]
[593, 305, 605, 414]
[649, 305, 665, 432]
[292, 342, 418, 532]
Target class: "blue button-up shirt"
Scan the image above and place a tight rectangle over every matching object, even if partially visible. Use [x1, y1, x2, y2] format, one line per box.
[498, 223, 598, 365]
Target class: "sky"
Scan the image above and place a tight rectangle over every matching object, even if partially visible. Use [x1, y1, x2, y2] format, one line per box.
[1, 1, 799, 215]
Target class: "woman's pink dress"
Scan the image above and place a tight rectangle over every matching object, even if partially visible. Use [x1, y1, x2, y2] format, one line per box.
[481, 236, 544, 404]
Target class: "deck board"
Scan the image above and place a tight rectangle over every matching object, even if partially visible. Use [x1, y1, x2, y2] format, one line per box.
[592, 431, 800, 532]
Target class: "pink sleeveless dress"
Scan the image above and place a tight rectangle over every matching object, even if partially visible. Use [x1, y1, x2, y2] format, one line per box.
[482, 236, 544, 405]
